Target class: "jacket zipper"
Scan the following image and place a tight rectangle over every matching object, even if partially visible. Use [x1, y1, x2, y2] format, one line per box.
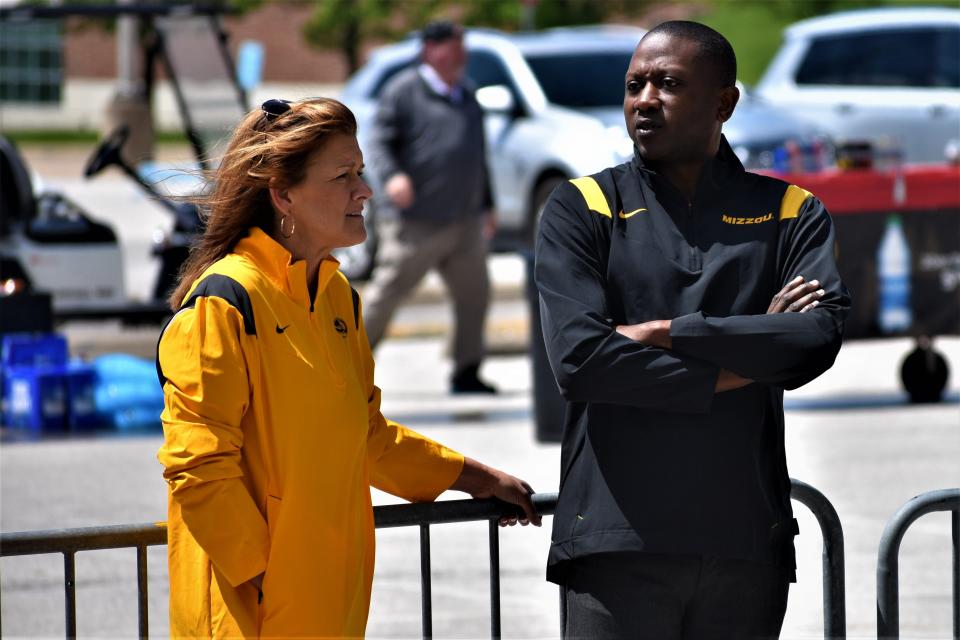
[687, 201, 700, 271]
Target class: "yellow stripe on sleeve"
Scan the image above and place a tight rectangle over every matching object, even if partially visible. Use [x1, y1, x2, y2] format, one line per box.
[569, 177, 612, 219]
[780, 184, 813, 221]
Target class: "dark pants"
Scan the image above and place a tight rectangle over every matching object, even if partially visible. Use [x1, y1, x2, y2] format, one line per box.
[562, 552, 790, 640]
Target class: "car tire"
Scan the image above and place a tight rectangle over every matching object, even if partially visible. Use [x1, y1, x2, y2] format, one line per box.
[528, 175, 567, 245]
[334, 200, 378, 282]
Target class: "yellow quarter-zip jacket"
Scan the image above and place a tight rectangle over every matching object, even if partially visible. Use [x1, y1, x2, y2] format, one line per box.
[157, 227, 464, 638]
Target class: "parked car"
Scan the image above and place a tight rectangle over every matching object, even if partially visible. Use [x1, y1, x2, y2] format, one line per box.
[335, 25, 828, 280]
[755, 7, 960, 165]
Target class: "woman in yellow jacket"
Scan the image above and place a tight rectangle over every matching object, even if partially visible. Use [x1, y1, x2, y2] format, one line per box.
[157, 97, 540, 639]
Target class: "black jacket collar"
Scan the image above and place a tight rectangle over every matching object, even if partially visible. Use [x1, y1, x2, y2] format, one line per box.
[630, 134, 745, 206]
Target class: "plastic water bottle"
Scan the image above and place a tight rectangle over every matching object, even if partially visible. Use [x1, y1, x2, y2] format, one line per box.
[877, 214, 912, 333]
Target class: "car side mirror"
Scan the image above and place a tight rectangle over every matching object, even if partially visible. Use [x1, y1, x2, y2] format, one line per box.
[476, 85, 515, 114]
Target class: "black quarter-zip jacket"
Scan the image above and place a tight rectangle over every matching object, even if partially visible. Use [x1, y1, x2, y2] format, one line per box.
[535, 137, 850, 583]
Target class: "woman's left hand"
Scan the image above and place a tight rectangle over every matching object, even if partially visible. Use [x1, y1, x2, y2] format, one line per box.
[450, 457, 542, 527]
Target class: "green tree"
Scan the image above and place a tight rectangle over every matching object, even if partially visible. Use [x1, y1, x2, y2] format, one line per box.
[461, 0, 651, 30]
[297, 0, 653, 74]
[301, 0, 446, 74]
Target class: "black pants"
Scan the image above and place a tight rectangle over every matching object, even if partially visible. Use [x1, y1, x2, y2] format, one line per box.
[561, 552, 790, 640]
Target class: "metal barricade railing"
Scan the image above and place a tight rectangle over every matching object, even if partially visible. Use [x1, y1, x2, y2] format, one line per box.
[2, 479, 841, 639]
[876, 488, 960, 640]
[0, 522, 167, 639]
[791, 478, 847, 640]
[0, 495, 557, 640]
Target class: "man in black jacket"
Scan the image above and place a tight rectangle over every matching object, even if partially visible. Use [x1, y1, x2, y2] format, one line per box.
[535, 21, 850, 639]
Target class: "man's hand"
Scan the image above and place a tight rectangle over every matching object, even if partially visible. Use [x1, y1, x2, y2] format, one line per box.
[616, 319, 672, 349]
[768, 276, 824, 313]
[385, 173, 415, 209]
[716, 369, 752, 392]
[450, 457, 542, 527]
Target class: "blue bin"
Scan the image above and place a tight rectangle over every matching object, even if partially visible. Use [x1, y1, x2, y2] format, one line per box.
[1, 333, 68, 368]
[3, 364, 68, 432]
[64, 362, 99, 431]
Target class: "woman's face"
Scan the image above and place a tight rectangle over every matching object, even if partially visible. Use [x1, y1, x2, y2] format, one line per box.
[282, 133, 372, 257]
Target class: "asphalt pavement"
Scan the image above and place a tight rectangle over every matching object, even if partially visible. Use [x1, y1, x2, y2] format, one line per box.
[2, 144, 958, 638]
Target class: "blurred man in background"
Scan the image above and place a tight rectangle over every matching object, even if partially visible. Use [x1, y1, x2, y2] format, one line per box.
[364, 20, 497, 394]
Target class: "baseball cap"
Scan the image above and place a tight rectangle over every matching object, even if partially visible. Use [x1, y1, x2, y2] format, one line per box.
[421, 20, 462, 43]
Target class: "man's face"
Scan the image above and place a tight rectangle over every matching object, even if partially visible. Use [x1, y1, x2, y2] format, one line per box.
[423, 33, 467, 85]
[623, 32, 737, 166]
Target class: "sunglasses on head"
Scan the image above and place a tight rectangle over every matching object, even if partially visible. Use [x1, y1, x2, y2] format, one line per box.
[261, 98, 292, 121]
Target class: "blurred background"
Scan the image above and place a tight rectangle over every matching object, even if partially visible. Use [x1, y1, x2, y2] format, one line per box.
[1, 1, 958, 638]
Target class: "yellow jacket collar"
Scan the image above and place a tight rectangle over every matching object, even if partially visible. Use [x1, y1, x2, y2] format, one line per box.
[235, 227, 341, 307]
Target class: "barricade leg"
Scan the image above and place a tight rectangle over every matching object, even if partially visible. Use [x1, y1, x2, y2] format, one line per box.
[64, 551, 76, 639]
[953, 508, 958, 640]
[137, 544, 149, 639]
[419, 524, 432, 639]
[488, 520, 501, 639]
[791, 479, 846, 639]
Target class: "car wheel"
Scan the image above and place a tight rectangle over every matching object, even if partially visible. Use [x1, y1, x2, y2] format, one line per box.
[334, 200, 378, 282]
[528, 175, 567, 245]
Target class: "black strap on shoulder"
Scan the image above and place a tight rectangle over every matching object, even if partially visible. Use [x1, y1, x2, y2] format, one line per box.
[350, 287, 360, 330]
[181, 274, 257, 336]
[156, 274, 257, 386]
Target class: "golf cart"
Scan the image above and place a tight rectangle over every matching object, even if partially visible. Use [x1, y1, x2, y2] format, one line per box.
[0, 3, 248, 323]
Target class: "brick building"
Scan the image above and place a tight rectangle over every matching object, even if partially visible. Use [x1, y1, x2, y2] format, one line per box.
[0, 2, 362, 131]
[63, 3, 351, 84]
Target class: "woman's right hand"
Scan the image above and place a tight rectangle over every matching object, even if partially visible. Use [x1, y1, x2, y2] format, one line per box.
[450, 457, 542, 527]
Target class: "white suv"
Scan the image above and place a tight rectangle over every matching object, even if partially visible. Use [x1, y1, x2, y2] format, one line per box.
[755, 7, 960, 165]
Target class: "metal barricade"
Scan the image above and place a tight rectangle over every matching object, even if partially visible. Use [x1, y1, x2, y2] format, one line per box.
[876, 488, 960, 640]
[791, 479, 847, 639]
[0, 496, 557, 640]
[0, 522, 167, 638]
[2, 480, 842, 639]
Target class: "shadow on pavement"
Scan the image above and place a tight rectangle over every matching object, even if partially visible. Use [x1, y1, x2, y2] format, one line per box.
[784, 391, 960, 411]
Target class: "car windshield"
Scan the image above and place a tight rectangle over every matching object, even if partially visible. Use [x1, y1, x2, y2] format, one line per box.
[523, 52, 633, 108]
